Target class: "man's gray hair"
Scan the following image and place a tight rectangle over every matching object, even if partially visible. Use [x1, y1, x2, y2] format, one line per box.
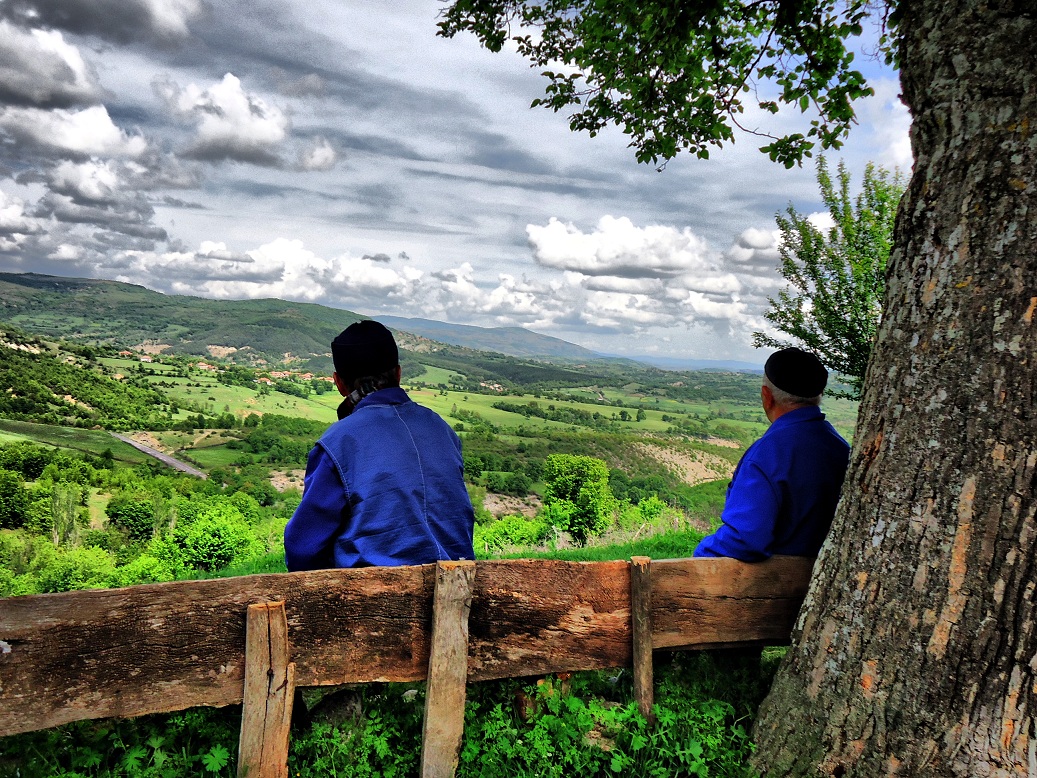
[764, 375, 822, 407]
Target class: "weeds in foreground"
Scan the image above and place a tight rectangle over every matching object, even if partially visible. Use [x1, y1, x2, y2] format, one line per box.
[1, 651, 781, 777]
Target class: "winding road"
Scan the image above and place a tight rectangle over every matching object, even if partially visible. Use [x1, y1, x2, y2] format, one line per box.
[110, 433, 208, 479]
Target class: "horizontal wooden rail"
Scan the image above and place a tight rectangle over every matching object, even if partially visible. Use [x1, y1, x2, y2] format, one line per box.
[0, 555, 813, 738]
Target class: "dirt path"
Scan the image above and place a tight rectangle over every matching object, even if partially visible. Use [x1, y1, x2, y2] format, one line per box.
[110, 433, 208, 479]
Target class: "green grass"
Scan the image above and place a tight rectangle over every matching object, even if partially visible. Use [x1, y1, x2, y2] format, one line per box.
[0, 418, 150, 464]
[496, 528, 705, 562]
[200, 527, 708, 580]
[183, 444, 244, 469]
[410, 387, 733, 437]
[410, 364, 458, 385]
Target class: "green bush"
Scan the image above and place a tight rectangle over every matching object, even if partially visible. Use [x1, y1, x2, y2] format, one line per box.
[114, 554, 176, 586]
[105, 493, 156, 541]
[171, 502, 260, 572]
[0, 469, 30, 529]
[542, 454, 616, 545]
[36, 546, 117, 593]
[474, 514, 550, 553]
[228, 491, 262, 525]
[0, 442, 52, 479]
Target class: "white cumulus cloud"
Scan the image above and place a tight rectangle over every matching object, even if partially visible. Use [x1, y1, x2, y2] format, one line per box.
[156, 73, 289, 165]
[300, 137, 338, 171]
[527, 215, 713, 278]
[0, 104, 147, 157]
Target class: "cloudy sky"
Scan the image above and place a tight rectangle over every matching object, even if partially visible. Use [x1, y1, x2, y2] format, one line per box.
[0, 0, 911, 362]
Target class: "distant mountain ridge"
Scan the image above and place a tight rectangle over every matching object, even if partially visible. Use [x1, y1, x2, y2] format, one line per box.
[0, 272, 361, 367]
[0, 273, 608, 369]
[0, 272, 761, 375]
[377, 315, 600, 360]
[621, 355, 764, 372]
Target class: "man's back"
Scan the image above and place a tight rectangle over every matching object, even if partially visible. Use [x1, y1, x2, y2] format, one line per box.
[694, 405, 849, 561]
[284, 387, 475, 570]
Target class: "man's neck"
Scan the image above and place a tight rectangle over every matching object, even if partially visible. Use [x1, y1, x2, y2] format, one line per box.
[767, 403, 814, 424]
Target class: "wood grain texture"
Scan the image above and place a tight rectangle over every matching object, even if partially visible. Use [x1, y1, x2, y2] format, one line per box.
[630, 556, 654, 723]
[237, 602, 294, 778]
[651, 556, 814, 649]
[420, 561, 475, 778]
[0, 556, 812, 737]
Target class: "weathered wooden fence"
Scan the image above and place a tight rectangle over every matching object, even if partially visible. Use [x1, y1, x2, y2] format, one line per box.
[0, 555, 814, 777]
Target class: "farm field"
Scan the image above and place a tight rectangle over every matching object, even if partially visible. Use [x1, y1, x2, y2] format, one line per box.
[0, 418, 150, 465]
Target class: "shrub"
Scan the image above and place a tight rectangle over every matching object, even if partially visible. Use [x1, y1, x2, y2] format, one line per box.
[37, 546, 117, 593]
[105, 493, 156, 541]
[114, 554, 176, 586]
[228, 491, 262, 525]
[542, 454, 616, 545]
[0, 469, 30, 529]
[474, 514, 550, 553]
[171, 502, 260, 571]
[0, 442, 52, 479]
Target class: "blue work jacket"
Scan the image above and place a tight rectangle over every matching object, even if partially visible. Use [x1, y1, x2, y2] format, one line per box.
[694, 405, 850, 561]
[284, 387, 475, 570]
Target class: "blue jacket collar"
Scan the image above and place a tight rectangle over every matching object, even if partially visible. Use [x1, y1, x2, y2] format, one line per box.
[354, 386, 410, 410]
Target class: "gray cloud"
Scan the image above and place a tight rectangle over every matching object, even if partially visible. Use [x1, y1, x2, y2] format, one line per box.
[0, 0, 203, 46]
[0, 21, 104, 108]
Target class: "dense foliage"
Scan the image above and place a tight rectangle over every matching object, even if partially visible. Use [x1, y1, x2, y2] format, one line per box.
[0, 330, 170, 430]
[438, 0, 879, 166]
[0, 441, 291, 597]
[541, 454, 617, 544]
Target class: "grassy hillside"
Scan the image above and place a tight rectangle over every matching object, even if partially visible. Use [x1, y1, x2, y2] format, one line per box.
[0, 273, 366, 366]
[0, 328, 172, 431]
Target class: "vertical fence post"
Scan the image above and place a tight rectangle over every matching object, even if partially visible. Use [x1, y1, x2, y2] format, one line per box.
[420, 560, 476, 778]
[630, 556, 655, 724]
[238, 601, 295, 778]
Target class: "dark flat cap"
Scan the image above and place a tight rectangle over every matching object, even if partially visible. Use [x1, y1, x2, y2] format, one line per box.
[765, 347, 828, 398]
[331, 320, 399, 384]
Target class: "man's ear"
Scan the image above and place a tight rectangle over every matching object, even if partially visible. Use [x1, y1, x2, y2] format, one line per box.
[332, 372, 349, 396]
[761, 384, 775, 412]
[394, 365, 402, 384]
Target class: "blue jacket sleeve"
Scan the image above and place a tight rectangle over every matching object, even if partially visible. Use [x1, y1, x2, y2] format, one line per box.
[693, 458, 780, 562]
[283, 445, 347, 572]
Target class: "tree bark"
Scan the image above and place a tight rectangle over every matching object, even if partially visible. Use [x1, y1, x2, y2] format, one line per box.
[753, 2, 1037, 775]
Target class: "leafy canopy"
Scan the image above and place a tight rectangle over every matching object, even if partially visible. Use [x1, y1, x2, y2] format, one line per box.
[438, 0, 879, 166]
[542, 453, 616, 544]
[753, 156, 905, 398]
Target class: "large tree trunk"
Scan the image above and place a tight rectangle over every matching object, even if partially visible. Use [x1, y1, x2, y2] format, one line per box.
[753, 2, 1037, 775]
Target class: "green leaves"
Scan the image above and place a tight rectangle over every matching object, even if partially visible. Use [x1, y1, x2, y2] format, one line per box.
[438, 0, 886, 165]
[542, 453, 616, 544]
[753, 156, 907, 398]
[201, 744, 231, 772]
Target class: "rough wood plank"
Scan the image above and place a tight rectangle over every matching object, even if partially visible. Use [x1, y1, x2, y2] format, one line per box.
[0, 565, 436, 736]
[650, 556, 814, 649]
[420, 561, 475, 778]
[0, 556, 813, 737]
[630, 556, 654, 723]
[466, 559, 631, 680]
[237, 602, 294, 778]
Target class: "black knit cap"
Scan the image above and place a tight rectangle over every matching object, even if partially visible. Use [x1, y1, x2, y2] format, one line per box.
[331, 320, 399, 384]
[764, 347, 828, 398]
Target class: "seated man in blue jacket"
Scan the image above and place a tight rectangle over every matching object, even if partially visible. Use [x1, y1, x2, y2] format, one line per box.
[694, 347, 850, 561]
[284, 320, 475, 570]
